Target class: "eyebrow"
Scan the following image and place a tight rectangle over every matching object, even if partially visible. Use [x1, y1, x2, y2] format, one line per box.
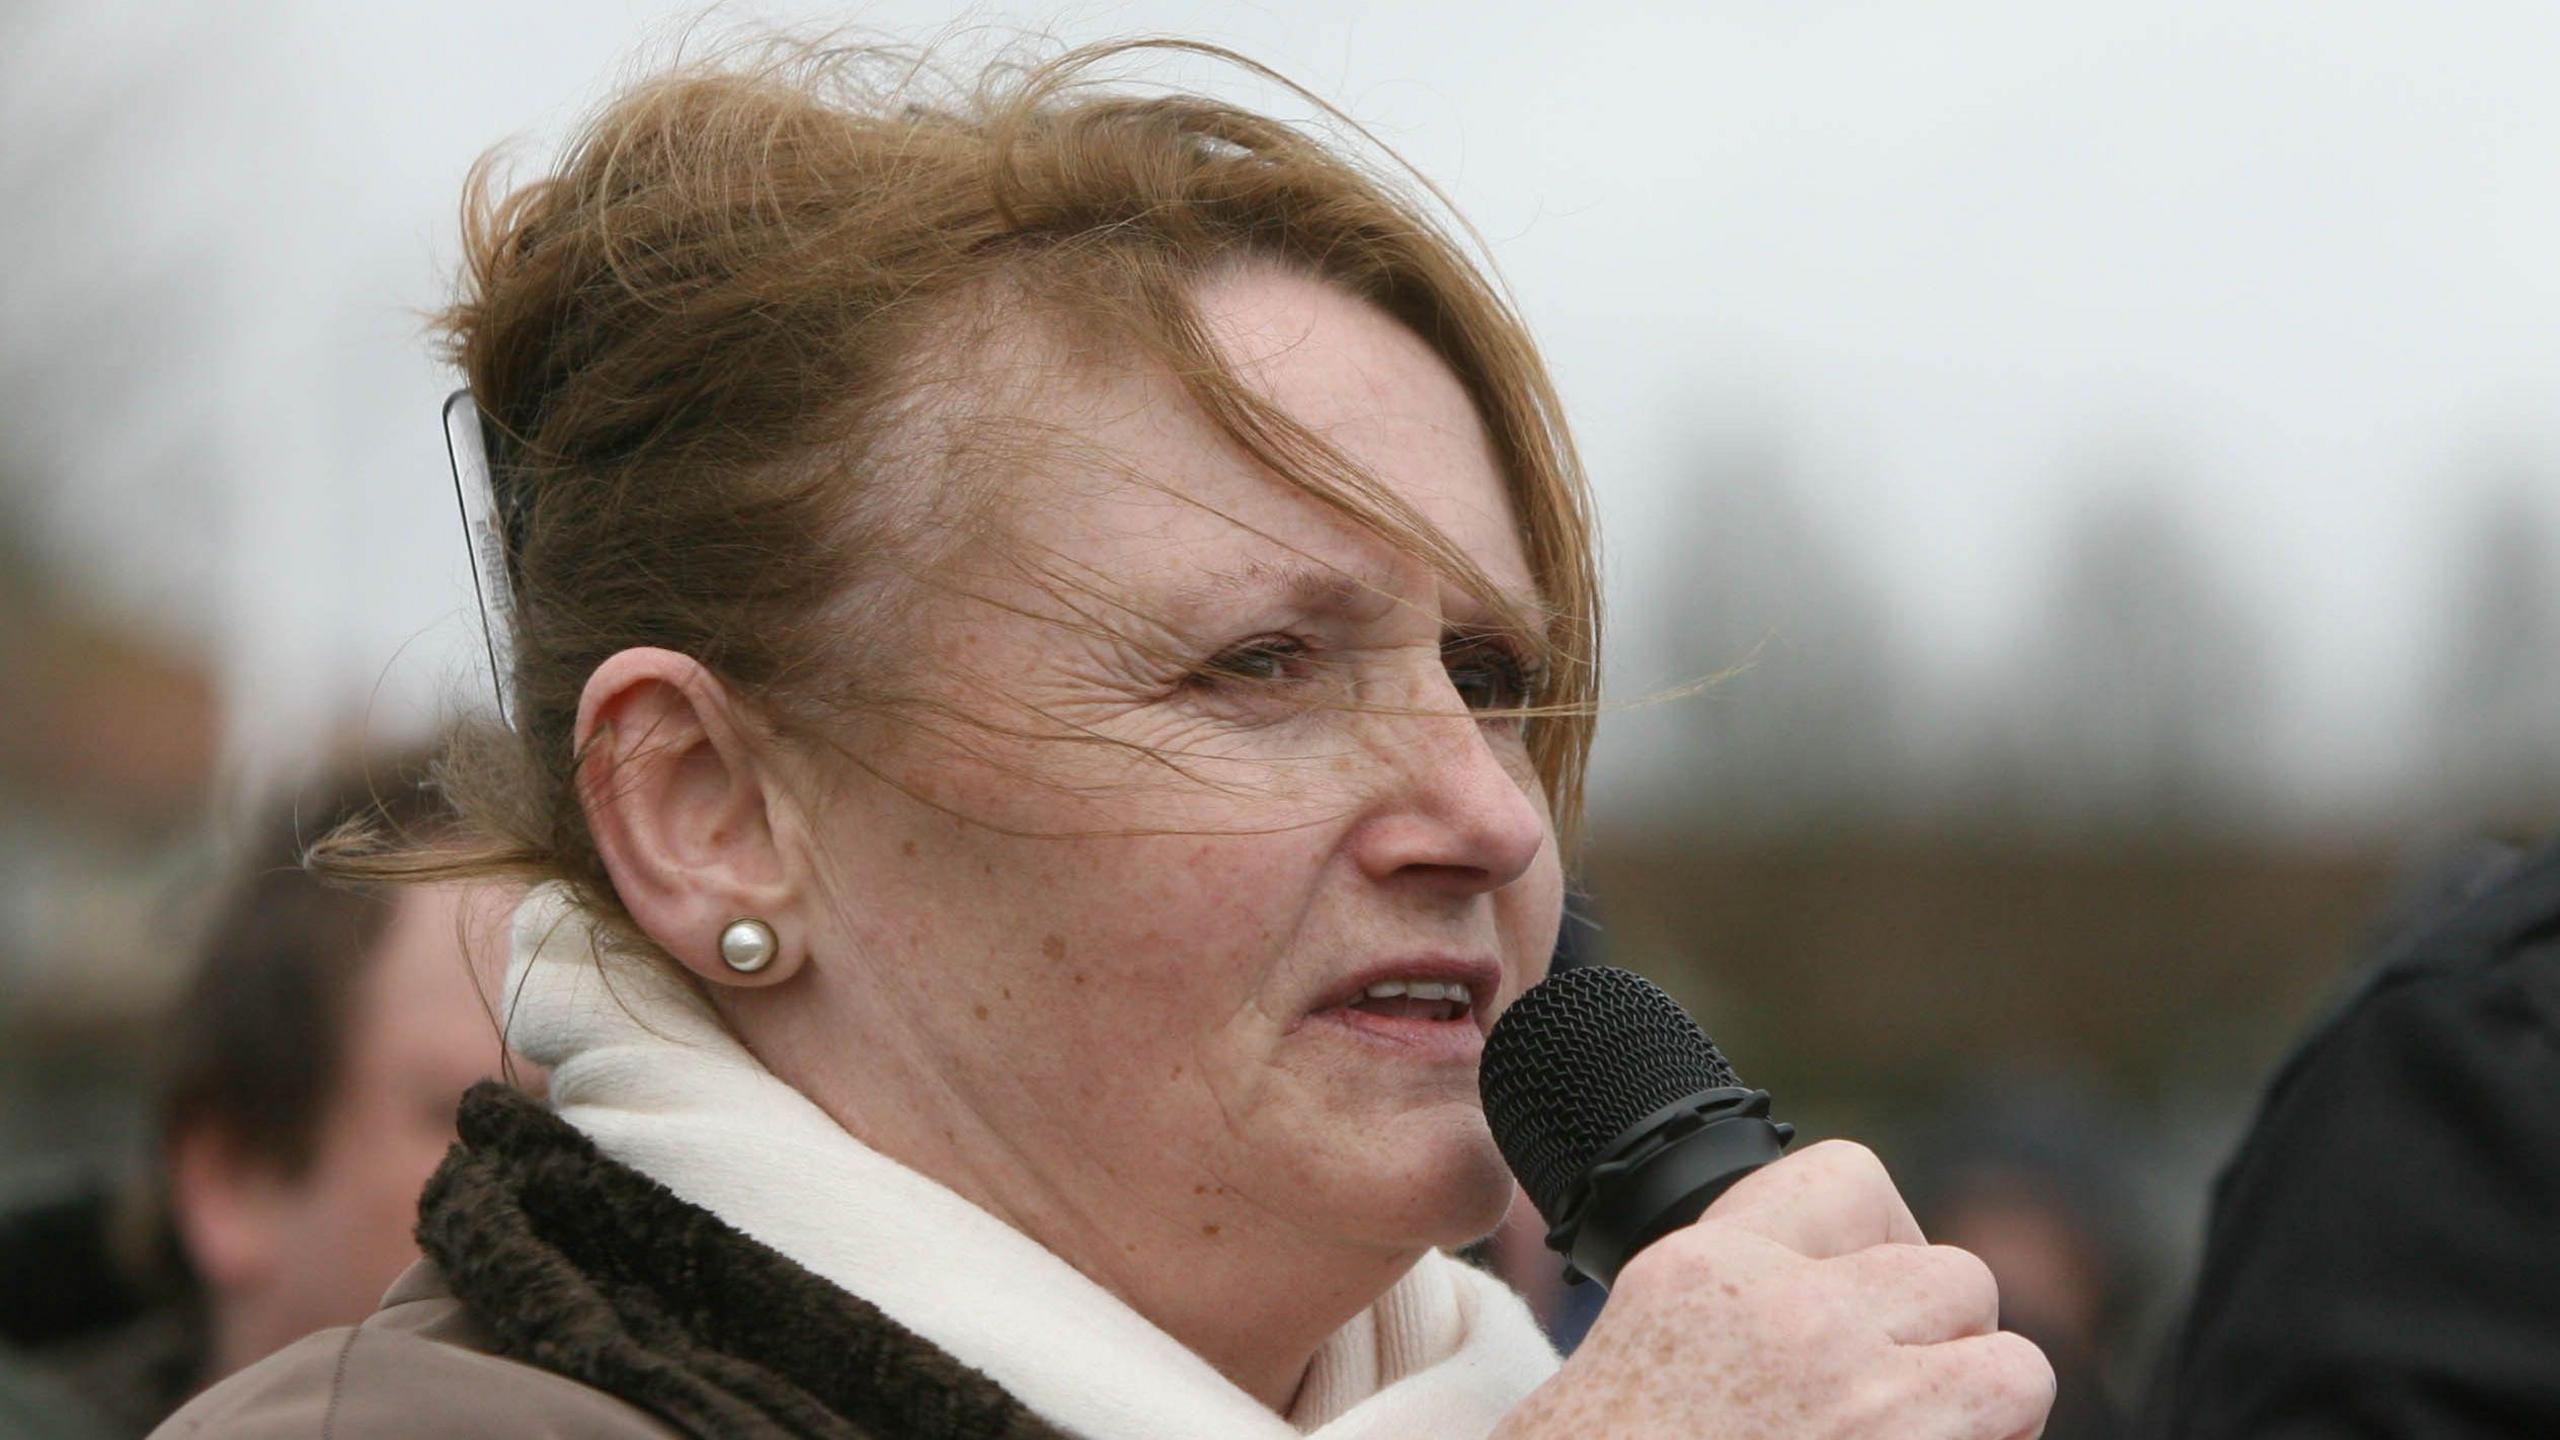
[1163, 556, 1542, 633]
[1167, 558, 1397, 623]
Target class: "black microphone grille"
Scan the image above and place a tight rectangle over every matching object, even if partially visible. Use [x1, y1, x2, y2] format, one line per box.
[1480, 966, 1742, 1226]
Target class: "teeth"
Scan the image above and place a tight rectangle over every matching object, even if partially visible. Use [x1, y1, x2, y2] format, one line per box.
[1360, 979, 1475, 1006]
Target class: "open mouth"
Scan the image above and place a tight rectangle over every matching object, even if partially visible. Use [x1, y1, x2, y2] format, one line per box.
[1344, 979, 1474, 1026]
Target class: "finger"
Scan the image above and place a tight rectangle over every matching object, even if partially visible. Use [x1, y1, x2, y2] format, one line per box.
[1826, 1244, 2001, 1345]
[1702, 1139, 1926, 1257]
[1899, 1330, 2056, 1440]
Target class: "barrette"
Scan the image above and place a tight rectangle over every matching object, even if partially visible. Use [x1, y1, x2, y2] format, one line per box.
[442, 388, 513, 725]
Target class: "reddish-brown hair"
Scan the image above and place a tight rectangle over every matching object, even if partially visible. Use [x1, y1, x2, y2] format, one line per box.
[338, 33, 1600, 938]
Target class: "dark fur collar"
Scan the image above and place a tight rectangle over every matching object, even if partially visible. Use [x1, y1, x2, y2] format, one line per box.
[418, 1081, 1076, 1440]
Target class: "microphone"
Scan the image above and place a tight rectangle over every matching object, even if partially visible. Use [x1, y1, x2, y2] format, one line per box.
[1479, 966, 1795, 1290]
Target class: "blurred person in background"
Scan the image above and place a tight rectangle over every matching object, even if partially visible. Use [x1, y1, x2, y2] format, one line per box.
[1908, 1075, 2137, 1440]
[2148, 835, 2560, 1437]
[0, 750, 519, 1437]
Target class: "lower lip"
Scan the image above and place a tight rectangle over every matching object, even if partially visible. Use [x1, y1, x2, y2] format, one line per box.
[1310, 1006, 1486, 1062]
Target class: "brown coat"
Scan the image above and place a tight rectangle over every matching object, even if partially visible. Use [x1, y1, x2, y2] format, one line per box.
[150, 1260, 680, 1439]
[148, 1085, 1076, 1440]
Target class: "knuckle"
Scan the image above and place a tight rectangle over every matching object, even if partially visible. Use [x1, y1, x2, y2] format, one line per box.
[1802, 1137, 1882, 1170]
[1835, 1363, 1908, 1433]
[1612, 1225, 1721, 1295]
[1977, 1331, 2059, 1412]
[1928, 1244, 2001, 1310]
[1799, 1138, 1891, 1189]
[1604, 1245, 1678, 1303]
[1673, 1214, 1776, 1268]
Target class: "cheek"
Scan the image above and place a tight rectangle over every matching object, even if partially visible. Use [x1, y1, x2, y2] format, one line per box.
[880, 718, 1340, 967]
[909, 829, 1330, 1095]
[281, 1106, 442, 1273]
[997, 834, 1314, 1001]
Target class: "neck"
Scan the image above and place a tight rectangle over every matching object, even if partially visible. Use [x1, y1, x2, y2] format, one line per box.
[1070, 1215, 1416, 1412]
[205, 1299, 289, 1388]
[869, 1106, 1415, 1411]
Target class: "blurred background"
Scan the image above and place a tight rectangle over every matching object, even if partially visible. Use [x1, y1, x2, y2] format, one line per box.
[7, 0, 2560, 1429]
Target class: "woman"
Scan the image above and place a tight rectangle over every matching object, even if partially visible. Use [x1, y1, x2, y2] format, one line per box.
[156, 35, 2051, 1440]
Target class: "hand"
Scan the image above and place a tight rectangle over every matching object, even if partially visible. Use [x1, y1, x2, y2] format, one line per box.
[1492, 1140, 2054, 1440]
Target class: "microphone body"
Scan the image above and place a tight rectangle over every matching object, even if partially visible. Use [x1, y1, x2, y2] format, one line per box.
[1480, 967, 1794, 1290]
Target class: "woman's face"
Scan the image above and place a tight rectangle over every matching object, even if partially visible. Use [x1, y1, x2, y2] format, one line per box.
[764, 265, 1563, 1278]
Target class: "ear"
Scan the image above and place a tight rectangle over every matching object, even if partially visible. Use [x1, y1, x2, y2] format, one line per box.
[167, 1121, 284, 1294]
[574, 647, 808, 989]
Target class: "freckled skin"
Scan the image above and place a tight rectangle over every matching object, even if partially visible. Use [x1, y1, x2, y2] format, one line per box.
[719, 266, 1562, 1411]
[1486, 1144, 2056, 1439]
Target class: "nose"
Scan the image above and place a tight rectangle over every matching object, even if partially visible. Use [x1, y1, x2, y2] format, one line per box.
[1345, 698, 1552, 898]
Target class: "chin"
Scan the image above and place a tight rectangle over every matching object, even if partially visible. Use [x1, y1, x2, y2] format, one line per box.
[1430, 1156, 1520, 1250]
[1347, 1109, 1518, 1252]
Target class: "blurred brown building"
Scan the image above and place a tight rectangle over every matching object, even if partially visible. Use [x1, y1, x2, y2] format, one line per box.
[1, 540, 220, 1162]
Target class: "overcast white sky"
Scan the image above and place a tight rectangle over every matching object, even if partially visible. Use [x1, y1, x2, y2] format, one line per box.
[9, 0, 2560, 822]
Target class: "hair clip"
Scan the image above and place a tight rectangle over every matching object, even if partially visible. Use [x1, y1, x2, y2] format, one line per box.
[442, 388, 514, 726]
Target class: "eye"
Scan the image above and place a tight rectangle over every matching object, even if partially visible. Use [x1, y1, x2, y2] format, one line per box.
[1188, 635, 1313, 689]
[1443, 634, 1540, 715]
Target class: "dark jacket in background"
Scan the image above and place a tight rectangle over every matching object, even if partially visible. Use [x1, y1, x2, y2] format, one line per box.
[2150, 836, 2560, 1437]
[0, 1180, 203, 1438]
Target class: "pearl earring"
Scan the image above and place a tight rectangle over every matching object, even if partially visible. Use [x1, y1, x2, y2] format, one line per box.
[718, 917, 779, 974]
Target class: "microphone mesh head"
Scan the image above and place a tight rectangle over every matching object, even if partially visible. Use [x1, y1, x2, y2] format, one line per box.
[1479, 966, 1742, 1225]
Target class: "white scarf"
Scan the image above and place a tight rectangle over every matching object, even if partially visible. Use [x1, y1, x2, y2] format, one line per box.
[502, 885, 1560, 1440]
